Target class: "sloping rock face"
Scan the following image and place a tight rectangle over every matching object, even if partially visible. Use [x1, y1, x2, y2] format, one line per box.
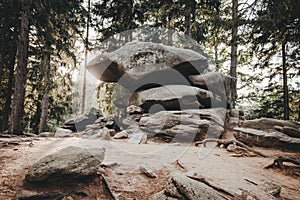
[189, 72, 233, 108]
[87, 41, 208, 90]
[151, 173, 226, 200]
[233, 127, 300, 151]
[25, 146, 105, 184]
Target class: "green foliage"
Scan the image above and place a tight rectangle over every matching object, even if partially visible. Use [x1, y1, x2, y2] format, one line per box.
[0, 0, 87, 133]
[241, 0, 300, 120]
[245, 85, 299, 121]
[97, 83, 115, 115]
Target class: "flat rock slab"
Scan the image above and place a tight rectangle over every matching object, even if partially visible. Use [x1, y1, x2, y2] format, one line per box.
[281, 126, 300, 138]
[139, 108, 225, 141]
[234, 127, 300, 151]
[87, 41, 208, 90]
[242, 118, 300, 132]
[25, 146, 105, 184]
[151, 173, 226, 200]
[129, 85, 215, 111]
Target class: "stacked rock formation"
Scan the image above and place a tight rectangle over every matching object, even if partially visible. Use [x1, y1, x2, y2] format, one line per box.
[87, 41, 232, 142]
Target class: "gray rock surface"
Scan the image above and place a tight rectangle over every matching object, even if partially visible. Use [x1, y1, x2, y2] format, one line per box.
[242, 118, 300, 132]
[62, 108, 103, 132]
[81, 129, 102, 138]
[39, 132, 54, 137]
[55, 128, 73, 138]
[189, 72, 232, 108]
[126, 105, 144, 114]
[94, 115, 115, 129]
[128, 132, 147, 144]
[113, 130, 129, 139]
[281, 126, 300, 138]
[234, 127, 300, 151]
[25, 146, 105, 183]
[139, 108, 225, 141]
[130, 85, 215, 112]
[260, 182, 281, 197]
[87, 41, 208, 90]
[85, 124, 102, 130]
[151, 173, 225, 200]
[151, 191, 177, 200]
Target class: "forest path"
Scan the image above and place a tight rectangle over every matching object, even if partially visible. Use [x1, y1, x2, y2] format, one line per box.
[0, 136, 299, 199]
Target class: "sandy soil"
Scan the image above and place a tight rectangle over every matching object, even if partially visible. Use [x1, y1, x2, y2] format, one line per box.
[0, 135, 299, 200]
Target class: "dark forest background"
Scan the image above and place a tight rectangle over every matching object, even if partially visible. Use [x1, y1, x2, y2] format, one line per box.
[0, 0, 299, 134]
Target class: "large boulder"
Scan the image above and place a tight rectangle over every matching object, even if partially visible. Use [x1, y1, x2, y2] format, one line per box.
[87, 41, 208, 90]
[189, 72, 233, 108]
[62, 107, 103, 132]
[233, 127, 300, 151]
[25, 146, 105, 184]
[139, 108, 226, 141]
[151, 173, 226, 200]
[129, 85, 216, 112]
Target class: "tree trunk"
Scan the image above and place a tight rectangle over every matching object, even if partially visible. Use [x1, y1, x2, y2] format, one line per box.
[2, 60, 15, 131]
[0, 52, 3, 87]
[81, 0, 91, 114]
[38, 53, 50, 133]
[214, 35, 219, 69]
[184, 1, 192, 36]
[230, 0, 238, 109]
[282, 42, 289, 120]
[9, 3, 30, 135]
[167, 19, 173, 45]
[298, 102, 300, 121]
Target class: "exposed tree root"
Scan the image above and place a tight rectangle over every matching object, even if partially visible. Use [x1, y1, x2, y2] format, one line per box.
[174, 159, 185, 170]
[195, 139, 268, 157]
[265, 156, 300, 169]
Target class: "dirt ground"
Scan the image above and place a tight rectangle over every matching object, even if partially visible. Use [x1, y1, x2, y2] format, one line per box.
[0, 134, 299, 200]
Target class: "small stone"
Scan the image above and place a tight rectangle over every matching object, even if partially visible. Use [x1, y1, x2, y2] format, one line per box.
[101, 127, 111, 140]
[128, 132, 147, 144]
[55, 128, 73, 137]
[39, 132, 54, 137]
[62, 196, 74, 200]
[86, 124, 102, 130]
[126, 105, 144, 114]
[24, 132, 37, 137]
[113, 130, 129, 139]
[260, 181, 281, 197]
